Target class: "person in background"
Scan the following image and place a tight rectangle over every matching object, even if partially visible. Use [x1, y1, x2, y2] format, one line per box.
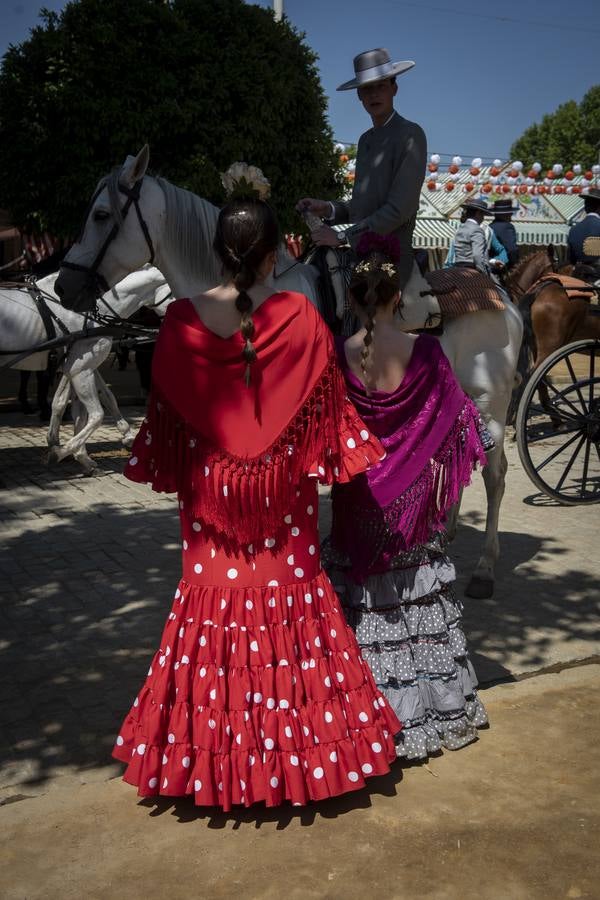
[490, 199, 519, 269]
[450, 198, 491, 275]
[297, 47, 426, 291]
[568, 186, 600, 274]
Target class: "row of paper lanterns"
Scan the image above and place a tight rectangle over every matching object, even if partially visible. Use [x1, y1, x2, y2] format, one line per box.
[426, 181, 597, 195]
[427, 155, 600, 182]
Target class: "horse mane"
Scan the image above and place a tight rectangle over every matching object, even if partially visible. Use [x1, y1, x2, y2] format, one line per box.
[154, 176, 221, 286]
[100, 168, 222, 288]
[508, 249, 547, 285]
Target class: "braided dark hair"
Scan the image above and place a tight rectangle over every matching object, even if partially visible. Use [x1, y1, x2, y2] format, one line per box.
[349, 251, 401, 393]
[213, 198, 279, 386]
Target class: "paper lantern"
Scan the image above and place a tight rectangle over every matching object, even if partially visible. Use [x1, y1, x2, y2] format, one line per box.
[512, 161, 524, 171]
[501, 184, 511, 194]
[508, 169, 519, 179]
[552, 163, 563, 175]
[585, 171, 594, 180]
[465, 182, 475, 192]
[537, 185, 547, 194]
[339, 154, 349, 163]
[445, 182, 455, 191]
[532, 162, 542, 173]
[593, 164, 600, 175]
[572, 185, 582, 194]
[470, 166, 480, 176]
[546, 170, 555, 180]
[428, 162, 438, 172]
[490, 166, 501, 177]
[452, 156, 462, 166]
[449, 164, 459, 174]
[427, 180, 437, 190]
[493, 158, 502, 167]
[481, 183, 493, 193]
[565, 170, 575, 180]
[428, 171, 439, 181]
[573, 164, 582, 175]
[471, 157, 482, 168]
[527, 169, 537, 180]
[430, 153, 441, 164]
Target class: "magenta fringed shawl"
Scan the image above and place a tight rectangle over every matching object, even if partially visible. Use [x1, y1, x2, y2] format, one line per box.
[331, 334, 488, 580]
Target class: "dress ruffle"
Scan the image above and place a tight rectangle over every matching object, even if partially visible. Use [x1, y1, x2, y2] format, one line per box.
[323, 534, 487, 761]
[112, 572, 400, 809]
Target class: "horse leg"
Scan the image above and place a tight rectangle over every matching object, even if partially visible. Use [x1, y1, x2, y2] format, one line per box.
[94, 372, 136, 447]
[47, 374, 71, 448]
[532, 290, 586, 428]
[465, 441, 507, 599]
[48, 368, 104, 473]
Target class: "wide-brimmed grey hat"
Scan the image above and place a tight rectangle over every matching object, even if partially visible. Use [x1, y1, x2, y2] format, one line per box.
[337, 48, 415, 91]
[462, 198, 491, 214]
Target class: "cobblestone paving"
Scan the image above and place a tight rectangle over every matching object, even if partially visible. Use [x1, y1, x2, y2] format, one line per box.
[0, 408, 180, 794]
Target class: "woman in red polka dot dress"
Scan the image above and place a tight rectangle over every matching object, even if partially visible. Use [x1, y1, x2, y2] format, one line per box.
[112, 181, 401, 810]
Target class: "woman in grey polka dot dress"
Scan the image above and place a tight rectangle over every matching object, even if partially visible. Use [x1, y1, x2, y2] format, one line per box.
[324, 233, 491, 760]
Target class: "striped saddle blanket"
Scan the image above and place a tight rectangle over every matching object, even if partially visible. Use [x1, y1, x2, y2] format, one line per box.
[424, 267, 505, 317]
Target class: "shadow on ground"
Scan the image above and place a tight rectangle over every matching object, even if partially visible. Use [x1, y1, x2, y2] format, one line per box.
[1, 437, 599, 804]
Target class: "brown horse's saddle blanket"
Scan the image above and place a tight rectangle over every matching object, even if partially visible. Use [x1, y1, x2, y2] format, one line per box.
[533, 273, 597, 303]
[424, 267, 505, 317]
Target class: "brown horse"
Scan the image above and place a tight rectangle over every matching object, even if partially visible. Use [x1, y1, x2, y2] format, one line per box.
[506, 247, 600, 424]
[509, 248, 599, 371]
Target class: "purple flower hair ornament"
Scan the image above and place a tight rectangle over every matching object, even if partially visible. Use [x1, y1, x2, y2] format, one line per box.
[355, 231, 402, 263]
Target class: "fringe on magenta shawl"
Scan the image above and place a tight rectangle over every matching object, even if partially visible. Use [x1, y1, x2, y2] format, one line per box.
[377, 396, 487, 545]
[126, 356, 353, 545]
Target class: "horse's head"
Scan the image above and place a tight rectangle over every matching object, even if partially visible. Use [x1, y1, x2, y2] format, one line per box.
[507, 245, 557, 301]
[55, 146, 162, 313]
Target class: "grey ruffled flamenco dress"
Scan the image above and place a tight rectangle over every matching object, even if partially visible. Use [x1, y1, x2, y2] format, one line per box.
[323, 532, 488, 760]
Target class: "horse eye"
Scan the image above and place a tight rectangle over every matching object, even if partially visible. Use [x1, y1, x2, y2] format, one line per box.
[93, 210, 110, 222]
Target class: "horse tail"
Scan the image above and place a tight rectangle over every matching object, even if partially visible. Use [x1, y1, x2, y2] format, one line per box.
[506, 291, 536, 426]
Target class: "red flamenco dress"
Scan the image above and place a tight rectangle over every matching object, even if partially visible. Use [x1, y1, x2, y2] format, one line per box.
[112, 292, 401, 809]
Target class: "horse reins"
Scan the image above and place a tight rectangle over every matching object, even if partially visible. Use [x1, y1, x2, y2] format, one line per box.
[61, 178, 155, 296]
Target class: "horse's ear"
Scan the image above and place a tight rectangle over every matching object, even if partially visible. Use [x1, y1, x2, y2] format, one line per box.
[121, 145, 150, 188]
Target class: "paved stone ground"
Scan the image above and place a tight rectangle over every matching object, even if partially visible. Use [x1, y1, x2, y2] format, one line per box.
[1, 388, 599, 899]
[1, 400, 598, 799]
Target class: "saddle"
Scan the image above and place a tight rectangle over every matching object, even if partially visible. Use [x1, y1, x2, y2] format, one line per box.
[423, 267, 506, 317]
[532, 273, 598, 303]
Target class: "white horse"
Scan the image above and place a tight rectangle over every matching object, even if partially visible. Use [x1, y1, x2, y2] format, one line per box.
[0, 265, 171, 472]
[55, 147, 522, 598]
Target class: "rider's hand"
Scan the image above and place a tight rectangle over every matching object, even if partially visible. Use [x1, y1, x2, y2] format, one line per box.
[311, 225, 344, 247]
[296, 198, 332, 218]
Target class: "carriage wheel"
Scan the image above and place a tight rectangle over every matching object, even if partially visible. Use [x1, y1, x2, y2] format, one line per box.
[516, 339, 600, 505]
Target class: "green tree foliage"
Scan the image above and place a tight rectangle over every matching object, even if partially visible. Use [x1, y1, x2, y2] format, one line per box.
[0, 0, 341, 235]
[510, 86, 600, 169]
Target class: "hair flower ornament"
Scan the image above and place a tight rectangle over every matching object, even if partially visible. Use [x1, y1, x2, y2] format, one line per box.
[354, 259, 397, 278]
[221, 162, 271, 201]
[355, 231, 402, 263]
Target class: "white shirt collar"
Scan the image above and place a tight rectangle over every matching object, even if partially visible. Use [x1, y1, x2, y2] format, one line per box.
[382, 110, 396, 128]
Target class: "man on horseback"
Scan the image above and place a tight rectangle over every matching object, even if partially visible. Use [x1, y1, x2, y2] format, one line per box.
[450, 198, 493, 275]
[296, 48, 427, 291]
[490, 199, 519, 269]
[568, 187, 600, 279]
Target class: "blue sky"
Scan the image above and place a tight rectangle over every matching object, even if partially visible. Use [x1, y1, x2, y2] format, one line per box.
[2, 0, 599, 163]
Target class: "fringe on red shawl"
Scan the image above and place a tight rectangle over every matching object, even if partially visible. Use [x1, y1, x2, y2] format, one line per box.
[125, 356, 384, 545]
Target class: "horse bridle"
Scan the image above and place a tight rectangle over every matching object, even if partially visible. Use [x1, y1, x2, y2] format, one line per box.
[61, 178, 155, 297]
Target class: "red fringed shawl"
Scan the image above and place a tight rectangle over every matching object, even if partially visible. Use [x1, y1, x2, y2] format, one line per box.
[125, 294, 379, 544]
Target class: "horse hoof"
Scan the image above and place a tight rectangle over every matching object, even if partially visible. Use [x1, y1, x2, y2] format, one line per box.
[47, 447, 61, 466]
[465, 575, 494, 599]
[122, 433, 135, 449]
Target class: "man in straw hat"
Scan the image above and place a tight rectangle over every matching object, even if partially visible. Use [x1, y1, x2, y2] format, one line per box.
[490, 198, 519, 268]
[451, 198, 493, 276]
[568, 187, 600, 272]
[297, 48, 426, 290]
